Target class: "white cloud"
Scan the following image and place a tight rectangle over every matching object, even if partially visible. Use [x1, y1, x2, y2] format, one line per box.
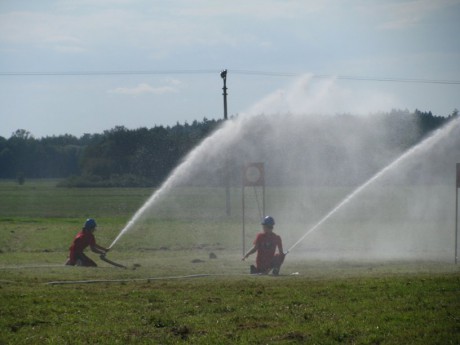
[0, 0, 458, 138]
[0, 1, 335, 55]
[44, 34, 86, 53]
[174, 0, 332, 19]
[164, 78, 183, 86]
[58, 0, 135, 10]
[44, 35, 80, 44]
[374, 0, 459, 30]
[108, 83, 178, 96]
[0, 11, 87, 52]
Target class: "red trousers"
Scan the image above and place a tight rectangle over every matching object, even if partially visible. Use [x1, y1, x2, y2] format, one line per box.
[254, 253, 285, 274]
[66, 252, 97, 267]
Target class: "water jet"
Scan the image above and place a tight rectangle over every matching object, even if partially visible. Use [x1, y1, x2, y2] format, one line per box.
[107, 75, 459, 265]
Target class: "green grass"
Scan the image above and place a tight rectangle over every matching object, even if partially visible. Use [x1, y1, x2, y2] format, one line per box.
[1, 273, 459, 344]
[0, 179, 152, 218]
[0, 179, 459, 344]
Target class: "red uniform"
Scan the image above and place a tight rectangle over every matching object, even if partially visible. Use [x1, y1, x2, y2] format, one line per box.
[254, 231, 284, 273]
[66, 230, 97, 266]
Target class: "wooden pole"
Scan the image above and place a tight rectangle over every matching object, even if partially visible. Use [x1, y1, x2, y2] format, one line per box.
[455, 163, 459, 264]
[242, 184, 246, 256]
[221, 70, 231, 216]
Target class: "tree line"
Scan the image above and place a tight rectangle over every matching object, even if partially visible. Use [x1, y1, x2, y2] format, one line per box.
[0, 118, 222, 186]
[0, 110, 457, 187]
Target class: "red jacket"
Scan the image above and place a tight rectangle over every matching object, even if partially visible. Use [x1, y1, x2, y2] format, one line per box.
[69, 230, 95, 261]
[254, 231, 282, 271]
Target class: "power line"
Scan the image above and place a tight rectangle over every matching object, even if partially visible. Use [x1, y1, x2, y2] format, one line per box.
[330, 75, 460, 85]
[0, 69, 459, 85]
[0, 69, 219, 76]
[232, 70, 460, 84]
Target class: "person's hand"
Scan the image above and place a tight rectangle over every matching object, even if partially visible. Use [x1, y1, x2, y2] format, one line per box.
[242, 255, 247, 261]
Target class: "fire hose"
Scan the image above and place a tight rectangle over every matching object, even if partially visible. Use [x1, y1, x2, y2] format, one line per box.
[99, 254, 127, 268]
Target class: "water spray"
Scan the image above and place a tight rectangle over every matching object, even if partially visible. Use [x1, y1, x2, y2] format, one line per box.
[104, 73, 459, 263]
[286, 117, 460, 255]
[107, 122, 232, 250]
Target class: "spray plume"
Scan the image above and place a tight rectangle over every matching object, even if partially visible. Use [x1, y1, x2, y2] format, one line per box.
[108, 74, 459, 262]
[286, 116, 460, 254]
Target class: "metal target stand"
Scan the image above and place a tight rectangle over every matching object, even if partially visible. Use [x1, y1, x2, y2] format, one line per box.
[242, 162, 265, 256]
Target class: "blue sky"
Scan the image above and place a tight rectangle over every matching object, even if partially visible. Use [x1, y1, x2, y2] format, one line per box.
[1, 0, 459, 138]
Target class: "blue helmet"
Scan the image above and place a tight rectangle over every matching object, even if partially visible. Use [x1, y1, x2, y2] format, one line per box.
[84, 218, 97, 229]
[261, 216, 275, 226]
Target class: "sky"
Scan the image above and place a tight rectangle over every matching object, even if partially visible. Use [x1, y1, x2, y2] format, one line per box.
[0, 0, 459, 138]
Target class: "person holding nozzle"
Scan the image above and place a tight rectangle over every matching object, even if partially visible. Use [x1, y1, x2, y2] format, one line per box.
[65, 218, 109, 267]
[242, 216, 285, 275]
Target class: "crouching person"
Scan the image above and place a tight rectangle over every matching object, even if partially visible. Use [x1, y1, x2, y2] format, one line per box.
[66, 218, 108, 267]
[242, 216, 285, 275]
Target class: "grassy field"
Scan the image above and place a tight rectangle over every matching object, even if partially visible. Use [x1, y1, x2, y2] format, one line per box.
[0, 179, 459, 344]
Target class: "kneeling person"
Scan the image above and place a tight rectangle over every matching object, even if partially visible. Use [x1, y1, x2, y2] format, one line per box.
[66, 218, 108, 267]
[242, 216, 285, 275]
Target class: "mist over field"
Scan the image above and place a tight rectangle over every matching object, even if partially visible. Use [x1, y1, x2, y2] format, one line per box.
[113, 76, 460, 262]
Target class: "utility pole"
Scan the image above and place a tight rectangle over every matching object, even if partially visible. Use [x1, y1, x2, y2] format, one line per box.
[221, 70, 228, 120]
[221, 70, 231, 216]
[456, 163, 459, 264]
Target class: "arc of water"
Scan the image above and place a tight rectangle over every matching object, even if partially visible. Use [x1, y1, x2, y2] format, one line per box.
[108, 123, 232, 249]
[108, 186, 168, 249]
[286, 117, 459, 254]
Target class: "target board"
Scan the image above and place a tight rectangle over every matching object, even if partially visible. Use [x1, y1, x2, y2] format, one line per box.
[243, 162, 264, 186]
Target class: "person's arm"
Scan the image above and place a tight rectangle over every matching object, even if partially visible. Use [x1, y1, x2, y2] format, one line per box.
[278, 237, 284, 256]
[90, 243, 108, 254]
[242, 245, 258, 261]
